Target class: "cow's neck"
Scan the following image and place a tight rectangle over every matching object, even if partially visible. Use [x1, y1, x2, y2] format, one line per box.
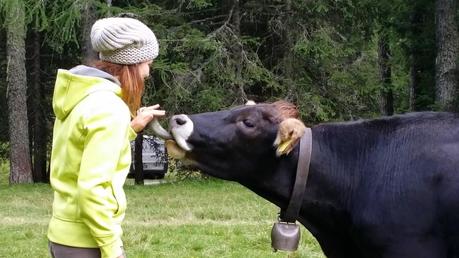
[306, 124, 365, 208]
[238, 143, 307, 211]
[298, 124, 366, 234]
[240, 125, 362, 228]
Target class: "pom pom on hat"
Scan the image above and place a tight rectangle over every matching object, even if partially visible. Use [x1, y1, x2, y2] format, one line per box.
[90, 17, 159, 64]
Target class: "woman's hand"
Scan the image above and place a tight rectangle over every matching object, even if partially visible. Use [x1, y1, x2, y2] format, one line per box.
[130, 104, 166, 133]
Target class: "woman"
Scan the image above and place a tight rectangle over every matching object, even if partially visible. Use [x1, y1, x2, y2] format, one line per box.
[47, 17, 164, 258]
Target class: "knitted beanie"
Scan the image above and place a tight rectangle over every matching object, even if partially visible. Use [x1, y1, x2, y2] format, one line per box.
[90, 17, 159, 64]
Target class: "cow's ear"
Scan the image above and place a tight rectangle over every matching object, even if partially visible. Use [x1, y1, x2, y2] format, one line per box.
[273, 118, 306, 157]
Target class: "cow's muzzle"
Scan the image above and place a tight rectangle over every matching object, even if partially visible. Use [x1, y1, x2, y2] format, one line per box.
[149, 115, 194, 159]
[149, 115, 193, 159]
[169, 114, 194, 152]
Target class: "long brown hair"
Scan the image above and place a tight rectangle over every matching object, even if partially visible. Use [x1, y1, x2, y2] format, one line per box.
[93, 60, 144, 115]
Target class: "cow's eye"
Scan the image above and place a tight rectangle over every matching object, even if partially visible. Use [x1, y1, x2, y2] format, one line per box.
[242, 119, 255, 128]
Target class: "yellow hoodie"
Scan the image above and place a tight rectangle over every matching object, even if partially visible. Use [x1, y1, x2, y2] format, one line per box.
[48, 66, 137, 258]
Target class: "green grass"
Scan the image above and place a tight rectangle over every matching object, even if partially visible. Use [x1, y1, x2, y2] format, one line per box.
[0, 159, 8, 186]
[0, 163, 325, 258]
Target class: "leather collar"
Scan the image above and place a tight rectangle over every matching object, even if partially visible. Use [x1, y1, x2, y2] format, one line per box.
[280, 128, 312, 223]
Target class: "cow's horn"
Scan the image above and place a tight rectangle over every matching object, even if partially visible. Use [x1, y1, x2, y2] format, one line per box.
[149, 118, 173, 139]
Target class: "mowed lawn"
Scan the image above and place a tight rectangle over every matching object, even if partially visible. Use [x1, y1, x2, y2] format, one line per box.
[0, 169, 325, 258]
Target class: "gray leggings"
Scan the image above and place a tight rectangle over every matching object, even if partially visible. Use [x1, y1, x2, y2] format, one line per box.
[49, 241, 126, 258]
[49, 242, 101, 258]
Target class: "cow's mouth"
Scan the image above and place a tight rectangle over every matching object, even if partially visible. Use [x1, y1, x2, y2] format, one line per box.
[165, 140, 187, 159]
[149, 115, 194, 159]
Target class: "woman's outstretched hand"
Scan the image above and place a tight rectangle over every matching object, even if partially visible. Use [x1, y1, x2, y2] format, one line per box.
[130, 104, 166, 133]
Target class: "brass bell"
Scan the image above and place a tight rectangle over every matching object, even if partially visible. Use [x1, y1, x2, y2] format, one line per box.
[271, 221, 300, 252]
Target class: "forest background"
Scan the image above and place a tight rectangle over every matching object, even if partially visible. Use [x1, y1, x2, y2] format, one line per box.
[0, 0, 458, 183]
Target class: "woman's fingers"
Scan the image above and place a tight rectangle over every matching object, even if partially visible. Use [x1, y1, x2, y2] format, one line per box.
[137, 104, 160, 114]
[137, 104, 165, 119]
[141, 109, 165, 118]
[144, 104, 160, 110]
[140, 109, 165, 123]
[151, 110, 166, 117]
[131, 107, 166, 133]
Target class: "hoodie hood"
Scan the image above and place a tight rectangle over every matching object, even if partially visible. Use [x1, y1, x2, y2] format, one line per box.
[52, 65, 122, 120]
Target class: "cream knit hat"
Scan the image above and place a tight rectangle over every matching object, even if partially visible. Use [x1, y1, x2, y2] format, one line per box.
[90, 17, 159, 64]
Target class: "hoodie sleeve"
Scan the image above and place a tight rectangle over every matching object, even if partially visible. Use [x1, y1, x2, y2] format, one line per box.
[128, 125, 137, 141]
[77, 97, 131, 258]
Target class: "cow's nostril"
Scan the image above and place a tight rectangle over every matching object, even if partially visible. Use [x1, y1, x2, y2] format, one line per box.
[175, 117, 187, 126]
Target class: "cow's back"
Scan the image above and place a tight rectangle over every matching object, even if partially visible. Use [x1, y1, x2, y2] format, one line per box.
[308, 112, 459, 257]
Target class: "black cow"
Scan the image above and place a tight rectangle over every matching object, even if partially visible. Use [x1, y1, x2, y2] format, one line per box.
[162, 101, 459, 258]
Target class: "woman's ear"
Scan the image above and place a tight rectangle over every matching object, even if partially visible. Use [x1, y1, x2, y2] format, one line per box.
[273, 118, 306, 156]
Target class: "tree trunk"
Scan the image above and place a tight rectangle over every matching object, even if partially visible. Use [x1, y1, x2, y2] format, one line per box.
[378, 34, 394, 116]
[29, 29, 48, 183]
[407, 3, 437, 111]
[221, 0, 245, 103]
[283, 0, 297, 100]
[134, 133, 144, 185]
[234, 0, 246, 102]
[435, 0, 458, 111]
[409, 53, 421, 111]
[409, 9, 421, 112]
[6, 0, 33, 184]
[81, 1, 98, 64]
[0, 28, 8, 144]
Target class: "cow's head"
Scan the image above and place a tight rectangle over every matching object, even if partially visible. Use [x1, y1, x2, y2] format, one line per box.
[154, 101, 306, 181]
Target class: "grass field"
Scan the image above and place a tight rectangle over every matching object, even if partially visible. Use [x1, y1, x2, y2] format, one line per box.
[0, 163, 325, 258]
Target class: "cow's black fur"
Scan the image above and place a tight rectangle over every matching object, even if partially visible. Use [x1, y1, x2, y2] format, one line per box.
[179, 104, 459, 258]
